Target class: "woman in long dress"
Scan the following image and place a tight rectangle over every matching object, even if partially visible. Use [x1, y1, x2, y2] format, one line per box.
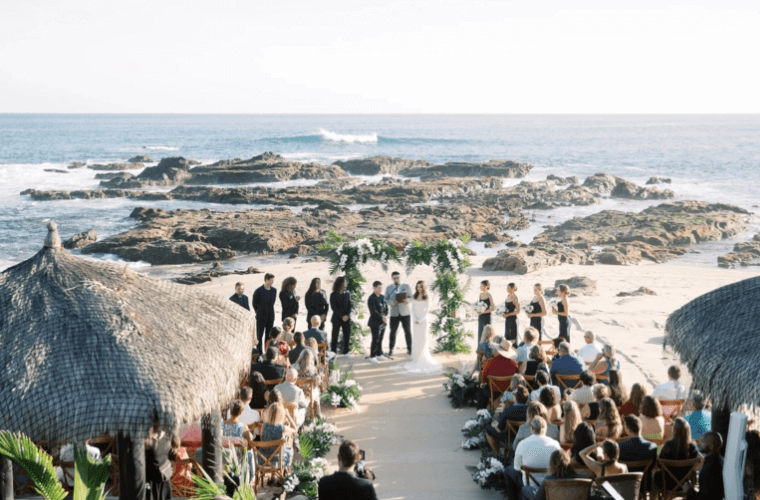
[393, 280, 441, 375]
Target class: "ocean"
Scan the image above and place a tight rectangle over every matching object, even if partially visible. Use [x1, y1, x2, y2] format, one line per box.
[1, 114, 759, 274]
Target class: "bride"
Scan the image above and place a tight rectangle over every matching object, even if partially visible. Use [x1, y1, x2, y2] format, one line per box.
[392, 280, 442, 376]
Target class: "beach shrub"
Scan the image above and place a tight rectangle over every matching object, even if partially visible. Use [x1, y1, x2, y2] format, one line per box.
[443, 367, 479, 408]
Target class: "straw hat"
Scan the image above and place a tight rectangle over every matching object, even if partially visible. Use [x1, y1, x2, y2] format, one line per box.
[493, 336, 518, 361]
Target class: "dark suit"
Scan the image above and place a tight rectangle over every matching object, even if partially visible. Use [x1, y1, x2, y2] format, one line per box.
[229, 293, 250, 311]
[318, 471, 377, 500]
[367, 293, 388, 358]
[250, 360, 285, 383]
[279, 290, 299, 324]
[687, 453, 724, 500]
[252, 285, 277, 347]
[305, 289, 329, 328]
[330, 290, 352, 354]
[619, 436, 657, 463]
[304, 327, 328, 344]
[485, 402, 527, 444]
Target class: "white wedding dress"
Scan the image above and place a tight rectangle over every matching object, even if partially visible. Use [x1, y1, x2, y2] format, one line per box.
[391, 298, 442, 376]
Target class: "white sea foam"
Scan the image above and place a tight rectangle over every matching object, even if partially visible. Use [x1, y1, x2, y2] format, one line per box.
[144, 146, 180, 151]
[318, 128, 378, 144]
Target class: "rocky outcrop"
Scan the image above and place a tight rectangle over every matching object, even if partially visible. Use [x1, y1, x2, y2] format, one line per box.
[185, 153, 345, 185]
[88, 162, 143, 171]
[717, 234, 760, 268]
[646, 177, 671, 185]
[67, 162, 85, 169]
[173, 265, 262, 285]
[611, 179, 675, 200]
[403, 159, 533, 179]
[334, 156, 431, 175]
[128, 155, 153, 163]
[63, 228, 97, 249]
[484, 201, 751, 274]
[100, 156, 192, 188]
[44, 169, 68, 174]
[545, 277, 598, 297]
[617, 287, 657, 297]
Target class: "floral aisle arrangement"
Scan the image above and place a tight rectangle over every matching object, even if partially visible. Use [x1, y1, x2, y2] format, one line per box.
[299, 418, 342, 458]
[404, 236, 473, 353]
[442, 367, 479, 408]
[318, 230, 401, 353]
[461, 409, 492, 450]
[321, 367, 362, 410]
[472, 451, 510, 491]
[283, 418, 341, 500]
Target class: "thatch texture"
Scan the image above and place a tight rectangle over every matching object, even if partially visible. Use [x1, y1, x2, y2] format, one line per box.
[0, 222, 255, 443]
[665, 275, 760, 411]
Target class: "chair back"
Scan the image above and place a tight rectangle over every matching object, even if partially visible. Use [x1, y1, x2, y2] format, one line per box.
[265, 378, 283, 389]
[521, 466, 547, 487]
[539, 340, 557, 356]
[487, 375, 513, 410]
[544, 478, 592, 500]
[505, 420, 523, 443]
[596, 374, 609, 384]
[592, 472, 643, 500]
[555, 374, 581, 394]
[250, 438, 287, 493]
[283, 401, 299, 428]
[523, 375, 536, 391]
[654, 455, 704, 499]
[296, 377, 320, 419]
[658, 399, 684, 423]
[58, 461, 76, 492]
[317, 342, 329, 390]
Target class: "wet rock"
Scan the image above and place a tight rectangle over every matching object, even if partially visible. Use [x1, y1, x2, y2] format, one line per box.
[404, 159, 532, 178]
[545, 276, 598, 297]
[617, 287, 657, 297]
[44, 168, 69, 174]
[646, 177, 672, 185]
[95, 172, 130, 180]
[186, 154, 345, 185]
[20, 189, 72, 200]
[583, 173, 618, 194]
[101, 156, 192, 188]
[334, 156, 431, 175]
[88, 162, 143, 171]
[547, 174, 579, 185]
[67, 162, 86, 169]
[63, 228, 97, 249]
[717, 234, 760, 268]
[611, 179, 675, 200]
[128, 155, 153, 163]
[173, 264, 262, 285]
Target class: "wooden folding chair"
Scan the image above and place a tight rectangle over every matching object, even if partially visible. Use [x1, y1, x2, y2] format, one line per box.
[596, 374, 609, 384]
[282, 402, 300, 429]
[652, 455, 703, 500]
[555, 373, 581, 396]
[487, 375, 513, 411]
[521, 466, 548, 488]
[251, 438, 288, 493]
[265, 378, 284, 390]
[317, 342, 329, 390]
[619, 460, 654, 500]
[658, 400, 684, 424]
[592, 472, 643, 500]
[544, 478, 592, 500]
[296, 377, 320, 420]
[523, 375, 536, 391]
[58, 460, 76, 492]
[539, 340, 557, 356]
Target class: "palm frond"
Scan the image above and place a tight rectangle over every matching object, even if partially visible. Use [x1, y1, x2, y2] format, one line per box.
[0, 431, 67, 500]
[72, 446, 111, 500]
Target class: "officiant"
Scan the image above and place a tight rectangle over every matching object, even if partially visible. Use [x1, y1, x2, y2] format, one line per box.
[385, 271, 413, 358]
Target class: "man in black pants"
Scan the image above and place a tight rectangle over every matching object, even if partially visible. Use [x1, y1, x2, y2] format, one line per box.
[367, 281, 388, 363]
[384, 271, 413, 358]
[252, 273, 277, 348]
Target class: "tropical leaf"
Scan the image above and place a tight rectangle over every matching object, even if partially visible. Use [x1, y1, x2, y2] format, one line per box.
[72, 446, 111, 500]
[0, 432, 68, 500]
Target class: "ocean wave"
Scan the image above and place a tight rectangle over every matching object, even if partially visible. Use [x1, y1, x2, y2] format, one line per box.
[317, 128, 378, 143]
[144, 146, 180, 151]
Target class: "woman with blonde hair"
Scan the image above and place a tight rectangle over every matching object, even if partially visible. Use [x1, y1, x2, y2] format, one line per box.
[560, 401, 582, 445]
[499, 374, 527, 405]
[477, 280, 495, 339]
[281, 317, 296, 343]
[656, 418, 699, 491]
[512, 401, 560, 450]
[595, 398, 623, 439]
[295, 349, 321, 417]
[526, 283, 547, 341]
[619, 382, 646, 416]
[260, 402, 296, 467]
[476, 324, 498, 372]
[551, 284, 571, 341]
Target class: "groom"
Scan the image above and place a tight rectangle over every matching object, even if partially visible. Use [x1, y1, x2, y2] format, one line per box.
[385, 271, 413, 358]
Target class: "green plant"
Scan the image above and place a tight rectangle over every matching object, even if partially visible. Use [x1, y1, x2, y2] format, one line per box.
[321, 367, 362, 409]
[442, 368, 480, 408]
[189, 445, 256, 500]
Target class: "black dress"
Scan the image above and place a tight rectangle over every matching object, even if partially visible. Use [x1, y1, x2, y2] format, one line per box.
[557, 301, 570, 341]
[279, 290, 299, 325]
[478, 296, 492, 339]
[529, 300, 544, 341]
[504, 299, 518, 343]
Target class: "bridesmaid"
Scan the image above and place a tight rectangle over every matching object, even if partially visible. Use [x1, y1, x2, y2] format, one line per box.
[551, 284, 571, 341]
[527, 283, 547, 341]
[502, 282, 520, 346]
[477, 280, 495, 340]
[304, 277, 329, 330]
[279, 277, 299, 329]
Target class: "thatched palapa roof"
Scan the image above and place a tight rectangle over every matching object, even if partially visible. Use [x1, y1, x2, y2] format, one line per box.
[665, 275, 760, 411]
[0, 222, 255, 442]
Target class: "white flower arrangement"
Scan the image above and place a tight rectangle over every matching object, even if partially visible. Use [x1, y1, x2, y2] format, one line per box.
[524, 304, 534, 314]
[494, 303, 507, 315]
[461, 409, 492, 450]
[472, 300, 488, 314]
[283, 474, 300, 493]
[472, 454, 507, 488]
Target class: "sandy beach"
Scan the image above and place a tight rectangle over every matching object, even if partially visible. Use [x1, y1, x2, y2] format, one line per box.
[197, 256, 757, 498]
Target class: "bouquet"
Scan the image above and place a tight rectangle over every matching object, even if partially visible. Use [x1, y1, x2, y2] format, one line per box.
[549, 299, 559, 310]
[524, 304, 534, 314]
[472, 300, 488, 314]
[494, 303, 507, 315]
[461, 409, 492, 450]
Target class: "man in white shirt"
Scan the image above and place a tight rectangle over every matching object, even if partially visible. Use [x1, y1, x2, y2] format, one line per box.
[516, 328, 538, 365]
[577, 331, 602, 363]
[227, 387, 260, 426]
[652, 365, 687, 400]
[504, 416, 561, 499]
[529, 371, 561, 402]
[566, 370, 597, 405]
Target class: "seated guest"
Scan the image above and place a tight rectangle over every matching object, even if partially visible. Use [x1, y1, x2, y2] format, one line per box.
[281, 317, 296, 343]
[521, 344, 550, 376]
[523, 449, 585, 500]
[683, 390, 711, 440]
[640, 395, 665, 440]
[594, 398, 623, 439]
[504, 417, 562, 500]
[566, 370, 597, 406]
[560, 401, 582, 445]
[549, 341, 585, 392]
[251, 347, 286, 382]
[589, 344, 621, 379]
[264, 326, 284, 351]
[485, 385, 530, 453]
[539, 386, 561, 423]
[304, 315, 329, 344]
[619, 382, 647, 417]
[475, 324, 499, 372]
[655, 418, 699, 491]
[607, 369, 627, 407]
[227, 387, 260, 427]
[259, 402, 296, 468]
[513, 402, 560, 450]
[476, 339, 519, 409]
[580, 439, 628, 477]
[288, 331, 308, 365]
[249, 371, 269, 410]
[549, 338, 562, 363]
[570, 423, 598, 467]
[274, 369, 309, 427]
[500, 374, 527, 405]
[618, 415, 657, 463]
[262, 389, 296, 429]
[580, 384, 609, 420]
[319, 440, 378, 500]
[295, 348, 321, 417]
[223, 400, 254, 441]
[516, 327, 539, 366]
[577, 330, 602, 363]
[529, 371, 561, 403]
[686, 431, 724, 500]
[304, 337, 326, 366]
[652, 365, 687, 401]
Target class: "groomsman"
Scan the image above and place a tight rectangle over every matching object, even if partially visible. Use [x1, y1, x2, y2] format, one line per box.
[252, 273, 277, 348]
[367, 281, 389, 363]
[229, 282, 250, 310]
[385, 271, 413, 358]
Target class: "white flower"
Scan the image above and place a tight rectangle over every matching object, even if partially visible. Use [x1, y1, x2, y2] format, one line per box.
[283, 474, 300, 493]
[489, 458, 504, 470]
[462, 419, 479, 431]
[346, 396, 357, 408]
[476, 409, 492, 419]
[472, 301, 488, 314]
[343, 379, 357, 388]
[330, 392, 341, 407]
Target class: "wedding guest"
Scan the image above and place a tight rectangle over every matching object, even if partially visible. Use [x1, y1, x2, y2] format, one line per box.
[385, 271, 413, 357]
[223, 400, 254, 441]
[304, 315, 328, 344]
[485, 386, 530, 452]
[145, 425, 173, 500]
[655, 418, 699, 491]
[529, 371, 561, 403]
[264, 326, 284, 351]
[570, 423, 597, 467]
[279, 276, 299, 328]
[516, 327, 538, 365]
[581, 384, 609, 420]
[476, 339, 519, 409]
[513, 402, 560, 450]
[274, 369, 309, 427]
[652, 365, 687, 400]
[475, 324, 498, 373]
[248, 371, 269, 411]
[550, 284, 571, 341]
[540, 386, 562, 422]
[522, 344, 550, 376]
[476, 279, 495, 340]
[330, 276, 353, 356]
[504, 417, 562, 499]
[305, 278, 329, 330]
[500, 374, 528, 405]
[560, 401, 582, 445]
[56, 439, 101, 483]
[259, 402, 296, 468]
[640, 395, 665, 440]
[503, 282, 520, 345]
[367, 280, 389, 363]
[683, 390, 711, 440]
[227, 387, 260, 427]
[295, 349, 321, 417]
[685, 431, 724, 500]
[589, 344, 621, 379]
[281, 317, 295, 343]
[526, 283, 548, 341]
[618, 415, 657, 464]
[566, 371, 597, 406]
[594, 398, 623, 439]
[580, 440, 628, 477]
[253, 273, 277, 348]
[523, 449, 584, 500]
[288, 331, 308, 365]
[318, 440, 378, 500]
[577, 331, 602, 363]
[250, 346, 286, 382]
[549, 341, 584, 392]
[304, 337, 324, 367]
[607, 370, 627, 407]
[619, 383, 647, 417]
[229, 281, 250, 310]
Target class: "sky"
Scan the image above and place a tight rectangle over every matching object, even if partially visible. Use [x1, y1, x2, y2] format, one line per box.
[1, 0, 758, 114]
